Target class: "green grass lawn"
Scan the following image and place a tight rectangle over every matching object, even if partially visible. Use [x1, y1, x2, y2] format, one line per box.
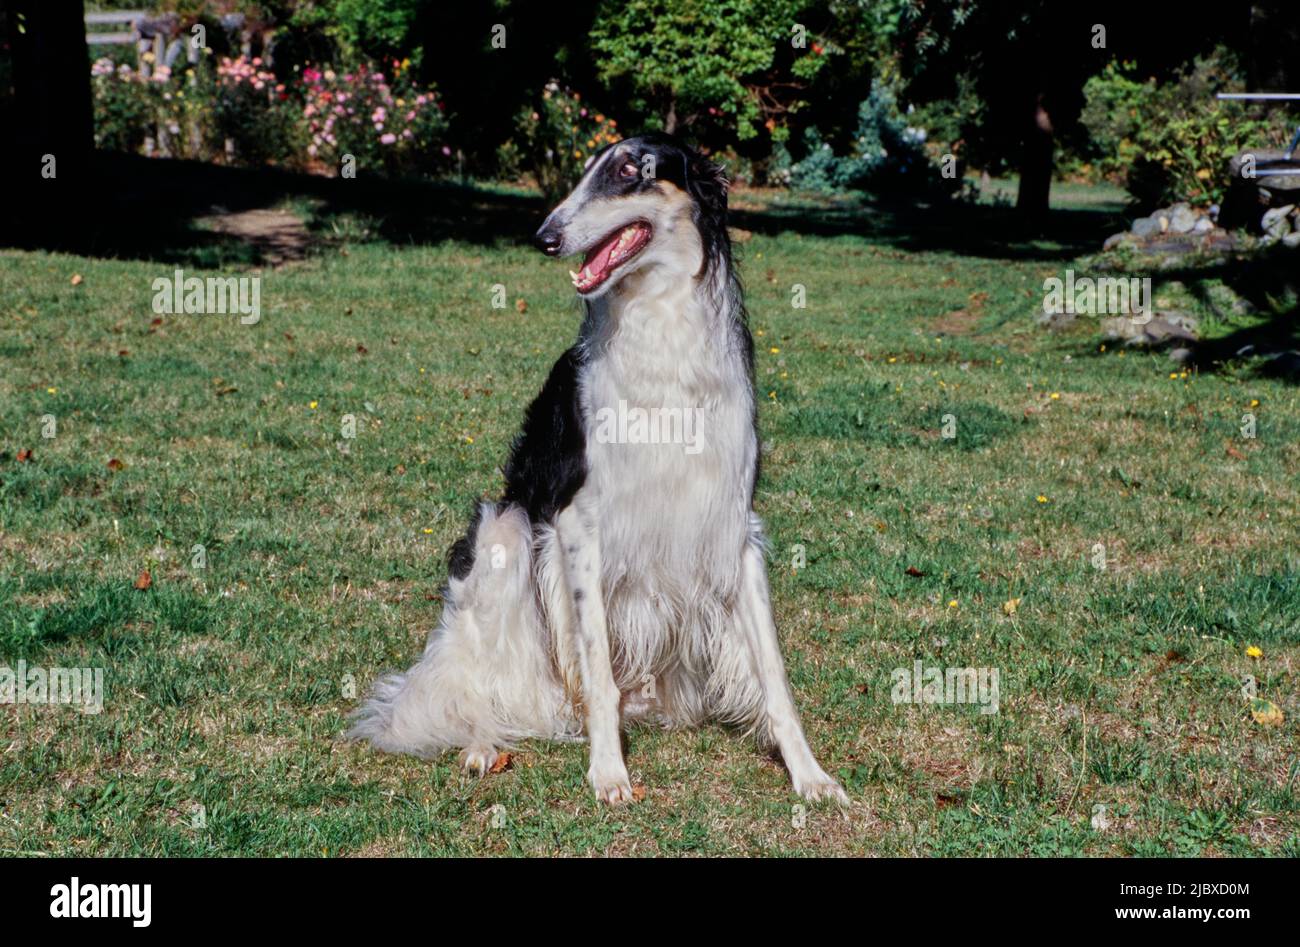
[1, 173, 1297, 856]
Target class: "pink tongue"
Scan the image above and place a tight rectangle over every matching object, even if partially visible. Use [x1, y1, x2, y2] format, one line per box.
[583, 234, 619, 278]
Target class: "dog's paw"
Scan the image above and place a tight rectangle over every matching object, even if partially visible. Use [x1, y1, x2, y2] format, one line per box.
[588, 764, 635, 805]
[793, 769, 850, 806]
[459, 746, 498, 777]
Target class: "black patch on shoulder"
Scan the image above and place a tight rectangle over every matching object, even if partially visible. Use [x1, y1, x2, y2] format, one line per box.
[502, 346, 589, 524]
[446, 501, 488, 581]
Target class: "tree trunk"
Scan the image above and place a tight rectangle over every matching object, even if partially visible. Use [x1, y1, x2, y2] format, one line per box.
[7, 2, 94, 174]
[4, 0, 94, 249]
[664, 94, 678, 135]
[1017, 92, 1054, 222]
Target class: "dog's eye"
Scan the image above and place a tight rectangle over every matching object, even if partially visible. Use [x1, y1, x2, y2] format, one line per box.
[618, 161, 639, 180]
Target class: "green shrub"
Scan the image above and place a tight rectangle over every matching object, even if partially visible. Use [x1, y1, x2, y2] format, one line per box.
[1080, 48, 1283, 208]
[91, 53, 215, 159]
[513, 83, 620, 200]
[213, 55, 301, 167]
[782, 87, 954, 197]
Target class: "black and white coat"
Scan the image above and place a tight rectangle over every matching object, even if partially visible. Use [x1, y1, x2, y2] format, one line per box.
[351, 134, 845, 804]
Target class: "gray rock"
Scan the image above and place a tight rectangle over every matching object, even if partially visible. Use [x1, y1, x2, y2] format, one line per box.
[1169, 204, 1199, 234]
[1263, 201, 1294, 231]
[1192, 216, 1216, 234]
[1283, 231, 1300, 249]
[1261, 203, 1295, 241]
[1104, 311, 1199, 347]
[1103, 231, 1138, 251]
[1131, 216, 1161, 238]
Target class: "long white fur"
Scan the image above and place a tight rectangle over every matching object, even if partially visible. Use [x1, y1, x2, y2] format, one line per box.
[349, 147, 847, 804]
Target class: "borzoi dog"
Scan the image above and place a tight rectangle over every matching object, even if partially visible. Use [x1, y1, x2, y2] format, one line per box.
[349, 133, 846, 805]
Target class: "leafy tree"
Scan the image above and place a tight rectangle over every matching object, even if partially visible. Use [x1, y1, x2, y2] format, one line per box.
[893, 0, 1248, 222]
[588, 0, 827, 144]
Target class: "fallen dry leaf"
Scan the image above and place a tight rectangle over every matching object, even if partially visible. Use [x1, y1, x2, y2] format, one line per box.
[1250, 698, 1283, 727]
[489, 752, 512, 774]
[107, 458, 125, 471]
[1225, 441, 1246, 461]
[515, 298, 528, 314]
[134, 569, 152, 591]
[905, 566, 926, 577]
[1002, 597, 1021, 616]
[70, 273, 83, 286]
[17, 448, 33, 463]
[631, 784, 647, 802]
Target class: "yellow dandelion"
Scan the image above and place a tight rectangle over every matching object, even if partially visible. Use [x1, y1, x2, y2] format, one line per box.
[1099, 344, 1106, 352]
[768, 391, 777, 400]
[888, 356, 897, 364]
[1249, 399, 1259, 408]
[1246, 645, 1263, 659]
[948, 599, 958, 608]
[1169, 372, 1179, 380]
[769, 346, 780, 354]
[1050, 392, 1060, 400]
[47, 386, 57, 394]
[309, 401, 318, 409]
[422, 528, 433, 534]
[1036, 494, 1048, 503]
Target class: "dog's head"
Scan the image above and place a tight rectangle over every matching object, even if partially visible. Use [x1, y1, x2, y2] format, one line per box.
[532, 133, 730, 300]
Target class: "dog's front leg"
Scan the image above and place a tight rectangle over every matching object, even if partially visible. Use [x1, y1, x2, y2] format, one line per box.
[737, 535, 849, 805]
[556, 502, 632, 804]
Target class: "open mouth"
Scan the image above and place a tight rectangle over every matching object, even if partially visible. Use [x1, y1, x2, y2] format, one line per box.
[570, 221, 652, 294]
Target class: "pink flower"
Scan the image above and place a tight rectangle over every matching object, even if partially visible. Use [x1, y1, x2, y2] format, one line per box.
[380, 133, 396, 145]
[441, 145, 451, 156]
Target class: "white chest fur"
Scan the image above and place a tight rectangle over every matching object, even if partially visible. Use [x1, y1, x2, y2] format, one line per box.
[579, 268, 756, 632]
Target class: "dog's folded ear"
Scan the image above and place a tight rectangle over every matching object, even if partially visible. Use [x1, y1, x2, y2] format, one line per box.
[686, 154, 729, 213]
[686, 153, 730, 275]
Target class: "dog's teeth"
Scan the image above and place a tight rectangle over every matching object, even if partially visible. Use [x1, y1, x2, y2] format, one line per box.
[569, 270, 580, 282]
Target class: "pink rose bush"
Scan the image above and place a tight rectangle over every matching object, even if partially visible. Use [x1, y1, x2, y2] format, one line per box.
[90, 52, 450, 176]
[299, 61, 449, 175]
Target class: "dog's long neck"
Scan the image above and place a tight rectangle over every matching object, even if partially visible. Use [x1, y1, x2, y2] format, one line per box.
[580, 253, 751, 399]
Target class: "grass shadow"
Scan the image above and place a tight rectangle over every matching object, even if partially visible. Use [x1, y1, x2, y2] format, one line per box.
[1, 151, 548, 266]
[5, 151, 1127, 267]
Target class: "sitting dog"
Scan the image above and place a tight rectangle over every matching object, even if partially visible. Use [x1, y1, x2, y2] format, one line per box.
[350, 134, 846, 805]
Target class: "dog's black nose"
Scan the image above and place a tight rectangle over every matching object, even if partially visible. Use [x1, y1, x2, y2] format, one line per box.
[533, 227, 562, 256]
